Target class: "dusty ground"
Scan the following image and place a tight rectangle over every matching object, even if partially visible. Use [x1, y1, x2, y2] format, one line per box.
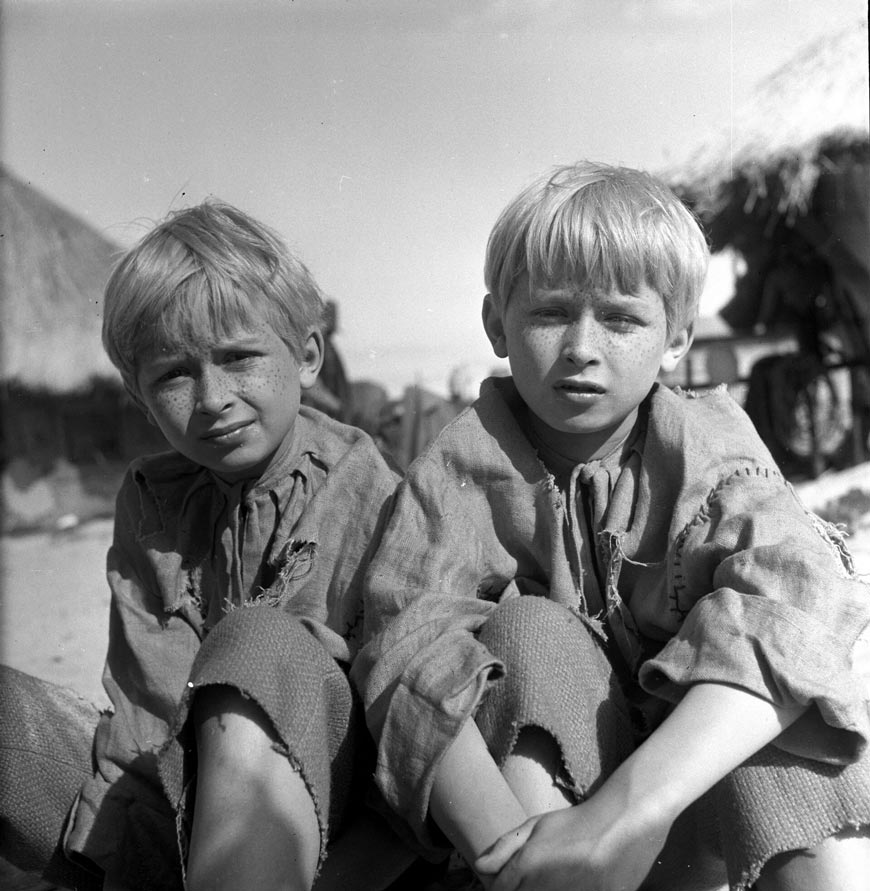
[2, 517, 113, 706]
[2, 463, 869, 708]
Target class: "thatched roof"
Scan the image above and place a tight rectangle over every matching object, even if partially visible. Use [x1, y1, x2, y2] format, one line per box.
[669, 18, 869, 221]
[1, 166, 122, 392]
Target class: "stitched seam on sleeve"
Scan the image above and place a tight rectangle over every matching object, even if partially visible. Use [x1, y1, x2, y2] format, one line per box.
[670, 464, 785, 619]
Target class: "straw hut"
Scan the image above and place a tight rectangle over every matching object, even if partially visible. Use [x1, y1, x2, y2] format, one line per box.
[0, 166, 164, 474]
[669, 18, 869, 343]
[667, 19, 870, 474]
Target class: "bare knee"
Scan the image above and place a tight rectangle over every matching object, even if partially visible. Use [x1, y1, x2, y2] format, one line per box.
[756, 826, 870, 891]
[194, 684, 277, 741]
[193, 684, 283, 776]
[188, 685, 321, 891]
[501, 726, 573, 814]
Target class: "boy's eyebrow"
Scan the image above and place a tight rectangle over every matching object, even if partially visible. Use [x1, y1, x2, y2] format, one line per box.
[217, 334, 268, 346]
[141, 333, 267, 364]
[138, 351, 186, 371]
[532, 284, 649, 301]
[529, 285, 578, 299]
[529, 285, 599, 301]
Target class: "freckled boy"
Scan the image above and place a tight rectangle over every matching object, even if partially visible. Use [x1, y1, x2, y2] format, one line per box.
[353, 162, 870, 891]
[0, 202, 409, 891]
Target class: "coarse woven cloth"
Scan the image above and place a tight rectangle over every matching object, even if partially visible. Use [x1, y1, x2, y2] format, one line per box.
[158, 605, 363, 872]
[475, 595, 635, 796]
[0, 665, 105, 890]
[471, 596, 870, 891]
[712, 743, 870, 890]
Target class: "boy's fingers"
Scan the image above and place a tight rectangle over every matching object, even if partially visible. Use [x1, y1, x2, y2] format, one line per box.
[474, 819, 535, 875]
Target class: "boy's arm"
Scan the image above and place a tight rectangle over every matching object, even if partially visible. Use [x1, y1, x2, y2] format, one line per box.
[641, 470, 870, 764]
[97, 468, 203, 767]
[66, 469, 200, 885]
[476, 681, 803, 891]
[351, 450, 506, 852]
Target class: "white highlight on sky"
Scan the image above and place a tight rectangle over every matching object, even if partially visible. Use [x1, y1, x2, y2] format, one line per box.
[3, 0, 865, 395]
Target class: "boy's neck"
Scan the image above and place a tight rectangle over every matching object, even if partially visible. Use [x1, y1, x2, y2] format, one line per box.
[527, 408, 639, 467]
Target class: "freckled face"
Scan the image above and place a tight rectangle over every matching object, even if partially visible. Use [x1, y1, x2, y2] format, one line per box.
[136, 324, 321, 482]
[484, 275, 690, 462]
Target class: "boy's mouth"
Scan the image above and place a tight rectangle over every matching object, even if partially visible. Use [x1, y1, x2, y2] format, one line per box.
[555, 380, 605, 396]
[201, 420, 252, 442]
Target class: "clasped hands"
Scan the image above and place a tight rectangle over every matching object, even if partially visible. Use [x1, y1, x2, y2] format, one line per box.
[474, 788, 673, 891]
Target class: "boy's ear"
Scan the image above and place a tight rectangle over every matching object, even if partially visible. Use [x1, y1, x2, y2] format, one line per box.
[482, 294, 508, 359]
[660, 323, 694, 374]
[299, 328, 325, 390]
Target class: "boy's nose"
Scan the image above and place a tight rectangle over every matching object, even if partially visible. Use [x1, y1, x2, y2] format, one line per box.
[195, 368, 234, 414]
[561, 318, 600, 366]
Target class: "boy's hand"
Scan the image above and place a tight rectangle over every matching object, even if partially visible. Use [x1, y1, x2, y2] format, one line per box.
[475, 792, 672, 891]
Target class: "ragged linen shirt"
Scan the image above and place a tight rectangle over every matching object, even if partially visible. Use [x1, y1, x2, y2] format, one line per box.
[352, 376, 870, 850]
[66, 407, 398, 881]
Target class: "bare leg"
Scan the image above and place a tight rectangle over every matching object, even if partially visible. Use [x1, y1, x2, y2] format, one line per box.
[756, 827, 870, 891]
[500, 727, 574, 815]
[186, 686, 320, 891]
[427, 720, 529, 890]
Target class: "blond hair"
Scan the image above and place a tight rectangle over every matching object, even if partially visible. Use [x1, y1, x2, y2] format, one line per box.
[102, 201, 325, 401]
[484, 162, 709, 335]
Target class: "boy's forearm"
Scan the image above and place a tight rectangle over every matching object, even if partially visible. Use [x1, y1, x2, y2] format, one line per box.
[604, 681, 805, 825]
[476, 682, 808, 888]
[429, 719, 528, 866]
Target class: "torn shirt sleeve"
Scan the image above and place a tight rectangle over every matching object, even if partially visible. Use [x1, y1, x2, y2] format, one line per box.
[639, 469, 870, 764]
[351, 453, 503, 851]
[66, 468, 201, 878]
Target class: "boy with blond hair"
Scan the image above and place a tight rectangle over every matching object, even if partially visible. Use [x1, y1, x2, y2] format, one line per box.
[1, 202, 410, 890]
[353, 162, 870, 890]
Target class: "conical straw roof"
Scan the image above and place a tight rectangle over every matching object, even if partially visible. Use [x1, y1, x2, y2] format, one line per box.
[1, 166, 122, 392]
[670, 18, 869, 217]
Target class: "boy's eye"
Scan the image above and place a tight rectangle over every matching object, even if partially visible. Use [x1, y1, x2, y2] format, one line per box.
[222, 350, 258, 365]
[605, 313, 642, 328]
[156, 366, 189, 384]
[531, 306, 568, 320]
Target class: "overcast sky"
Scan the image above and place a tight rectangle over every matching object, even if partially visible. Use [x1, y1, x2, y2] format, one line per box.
[3, 0, 866, 395]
